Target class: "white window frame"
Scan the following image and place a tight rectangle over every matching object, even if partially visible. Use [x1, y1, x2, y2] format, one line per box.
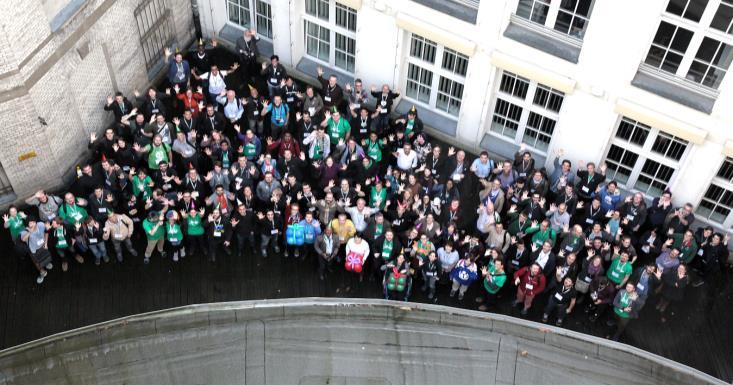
[515, 0, 596, 40]
[226, 0, 273, 42]
[302, 1, 357, 74]
[401, 33, 468, 119]
[696, 157, 733, 227]
[135, 0, 174, 71]
[642, 0, 733, 90]
[485, 71, 564, 154]
[602, 116, 691, 197]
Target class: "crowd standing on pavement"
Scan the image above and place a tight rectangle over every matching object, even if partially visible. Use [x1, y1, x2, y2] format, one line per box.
[3, 32, 731, 342]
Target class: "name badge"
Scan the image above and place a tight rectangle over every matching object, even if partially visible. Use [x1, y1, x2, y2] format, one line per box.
[511, 260, 519, 266]
[581, 186, 590, 193]
[353, 103, 360, 109]
[37, 239, 45, 247]
[98, 208, 107, 213]
[636, 283, 645, 291]
[324, 96, 332, 102]
[152, 109, 160, 114]
[270, 78, 277, 84]
[584, 276, 592, 283]
[214, 230, 222, 237]
[554, 293, 563, 301]
[585, 218, 594, 225]
[697, 249, 704, 256]
[525, 283, 534, 290]
[114, 234, 124, 240]
[271, 229, 278, 235]
[253, 111, 259, 116]
[89, 238, 98, 244]
[565, 245, 574, 252]
[287, 97, 294, 103]
[191, 191, 199, 199]
[380, 108, 388, 114]
[359, 128, 367, 134]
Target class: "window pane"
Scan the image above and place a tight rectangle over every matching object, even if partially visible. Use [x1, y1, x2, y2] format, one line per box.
[406, 63, 432, 103]
[255, 1, 273, 38]
[523, 112, 556, 151]
[667, 0, 709, 22]
[441, 48, 469, 77]
[717, 157, 733, 182]
[651, 132, 688, 161]
[605, 144, 637, 184]
[499, 72, 529, 99]
[615, 118, 650, 146]
[335, 3, 357, 32]
[436, 77, 464, 116]
[712, 2, 733, 33]
[532, 85, 565, 112]
[517, 0, 550, 24]
[491, 99, 522, 139]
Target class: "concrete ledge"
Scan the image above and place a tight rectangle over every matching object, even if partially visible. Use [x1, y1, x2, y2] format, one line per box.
[0, 298, 725, 385]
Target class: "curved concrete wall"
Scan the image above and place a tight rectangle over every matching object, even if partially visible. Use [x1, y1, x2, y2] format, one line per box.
[0, 298, 724, 385]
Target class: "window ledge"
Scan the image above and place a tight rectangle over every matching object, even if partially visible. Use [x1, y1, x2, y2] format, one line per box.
[218, 24, 274, 58]
[409, 0, 479, 24]
[395, 99, 458, 137]
[49, 0, 87, 33]
[503, 15, 582, 64]
[631, 64, 717, 114]
[295, 56, 355, 85]
[479, 133, 548, 165]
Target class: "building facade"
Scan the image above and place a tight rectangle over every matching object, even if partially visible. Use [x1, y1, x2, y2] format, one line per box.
[0, 0, 194, 205]
[198, 0, 733, 231]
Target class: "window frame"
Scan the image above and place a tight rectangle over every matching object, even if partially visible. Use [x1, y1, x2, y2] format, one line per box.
[696, 157, 733, 227]
[135, 0, 174, 72]
[302, 0, 357, 74]
[515, 0, 596, 40]
[401, 32, 469, 119]
[485, 71, 565, 154]
[642, 0, 733, 90]
[226, 0, 274, 41]
[601, 116, 692, 198]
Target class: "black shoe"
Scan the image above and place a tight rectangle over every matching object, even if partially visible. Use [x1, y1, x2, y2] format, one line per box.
[555, 319, 563, 327]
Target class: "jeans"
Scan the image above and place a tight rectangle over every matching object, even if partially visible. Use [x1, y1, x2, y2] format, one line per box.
[111, 238, 135, 261]
[544, 298, 569, 321]
[236, 232, 256, 256]
[248, 118, 264, 137]
[88, 242, 107, 261]
[260, 234, 280, 255]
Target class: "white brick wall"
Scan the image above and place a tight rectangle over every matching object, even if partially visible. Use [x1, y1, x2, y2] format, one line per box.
[0, 0, 195, 206]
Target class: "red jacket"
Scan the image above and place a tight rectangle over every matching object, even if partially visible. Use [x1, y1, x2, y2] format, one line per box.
[177, 92, 204, 118]
[513, 267, 546, 296]
[268, 138, 301, 158]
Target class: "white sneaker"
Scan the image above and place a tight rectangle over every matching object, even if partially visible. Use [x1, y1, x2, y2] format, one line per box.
[180, 248, 186, 258]
[45, 263, 53, 270]
[173, 252, 179, 262]
[36, 275, 45, 284]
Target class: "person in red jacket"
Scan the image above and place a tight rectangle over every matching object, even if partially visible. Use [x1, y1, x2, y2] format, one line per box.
[513, 263, 546, 315]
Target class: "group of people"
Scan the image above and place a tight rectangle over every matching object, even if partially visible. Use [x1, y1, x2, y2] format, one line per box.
[3, 33, 731, 342]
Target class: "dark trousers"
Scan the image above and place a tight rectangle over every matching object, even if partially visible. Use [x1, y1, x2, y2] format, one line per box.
[236, 232, 256, 256]
[187, 234, 206, 256]
[544, 298, 569, 320]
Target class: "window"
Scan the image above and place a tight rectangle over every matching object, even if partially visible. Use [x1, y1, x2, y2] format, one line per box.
[403, 33, 468, 117]
[227, 0, 273, 39]
[0, 162, 13, 199]
[516, 0, 595, 39]
[711, 0, 733, 33]
[303, 1, 357, 73]
[602, 117, 690, 196]
[255, 1, 273, 38]
[697, 157, 733, 225]
[488, 71, 565, 152]
[642, 0, 733, 90]
[135, 0, 174, 71]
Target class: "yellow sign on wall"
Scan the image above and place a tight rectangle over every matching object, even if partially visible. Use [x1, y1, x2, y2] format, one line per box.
[18, 151, 37, 161]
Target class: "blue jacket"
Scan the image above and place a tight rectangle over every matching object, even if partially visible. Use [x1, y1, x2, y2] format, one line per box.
[167, 58, 190, 84]
[593, 187, 622, 213]
[298, 219, 322, 244]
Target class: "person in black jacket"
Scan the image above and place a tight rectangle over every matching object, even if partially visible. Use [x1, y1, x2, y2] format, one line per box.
[542, 276, 577, 326]
[504, 239, 531, 278]
[372, 230, 402, 281]
[205, 207, 231, 262]
[104, 92, 135, 123]
[317, 67, 343, 112]
[235, 29, 259, 85]
[88, 128, 118, 163]
[575, 161, 606, 203]
[134, 88, 169, 121]
[256, 209, 282, 258]
[230, 204, 255, 257]
[370, 84, 399, 133]
[87, 186, 116, 223]
[419, 251, 441, 301]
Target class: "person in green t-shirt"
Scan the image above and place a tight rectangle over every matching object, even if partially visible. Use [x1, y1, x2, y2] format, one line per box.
[607, 250, 633, 288]
[165, 210, 185, 262]
[181, 207, 206, 256]
[133, 134, 172, 170]
[3, 206, 27, 241]
[58, 193, 88, 225]
[142, 211, 166, 264]
[130, 168, 154, 199]
[478, 259, 507, 310]
[362, 132, 386, 163]
[321, 108, 350, 145]
[369, 179, 388, 210]
[610, 282, 640, 341]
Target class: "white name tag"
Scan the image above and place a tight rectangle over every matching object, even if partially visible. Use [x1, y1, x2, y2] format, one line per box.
[98, 208, 107, 213]
[565, 245, 574, 252]
[352, 103, 360, 109]
[89, 238, 98, 244]
[554, 293, 563, 301]
[270, 78, 277, 84]
[287, 97, 294, 103]
[697, 249, 704, 256]
[636, 283, 645, 291]
[271, 229, 278, 235]
[585, 218, 594, 224]
[324, 96, 332, 102]
[253, 111, 259, 116]
[525, 284, 534, 290]
[359, 128, 367, 134]
[191, 191, 199, 199]
[581, 186, 590, 193]
[214, 231, 222, 237]
[114, 234, 124, 240]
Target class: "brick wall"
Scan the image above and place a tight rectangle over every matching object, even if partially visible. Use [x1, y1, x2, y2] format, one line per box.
[0, 0, 195, 207]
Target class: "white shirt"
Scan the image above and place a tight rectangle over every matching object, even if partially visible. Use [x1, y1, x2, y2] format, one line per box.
[396, 149, 418, 171]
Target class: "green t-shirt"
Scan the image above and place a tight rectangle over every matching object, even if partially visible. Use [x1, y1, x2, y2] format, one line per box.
[55, 227, 69, 249]
[143, 218, 164, 241]
[405, 118, 416, 137]
[327, 118, 350, 144]
[145, 143, 170, 170]
[244, 142, 257, 158]
[6, 215, 25, 240]
[607, 257, 632, 285]
[59, 204, 88, 225]
[166, 223, 183, 243]
[381, 240, 393, 260]
[483, 264, 507, 294]
[614, 291, 634, 318]
[186, 214, 205, 236]
[132, 175, 153, 199]
[369, 187, 387, 210]
[364, 139, 383, 162]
